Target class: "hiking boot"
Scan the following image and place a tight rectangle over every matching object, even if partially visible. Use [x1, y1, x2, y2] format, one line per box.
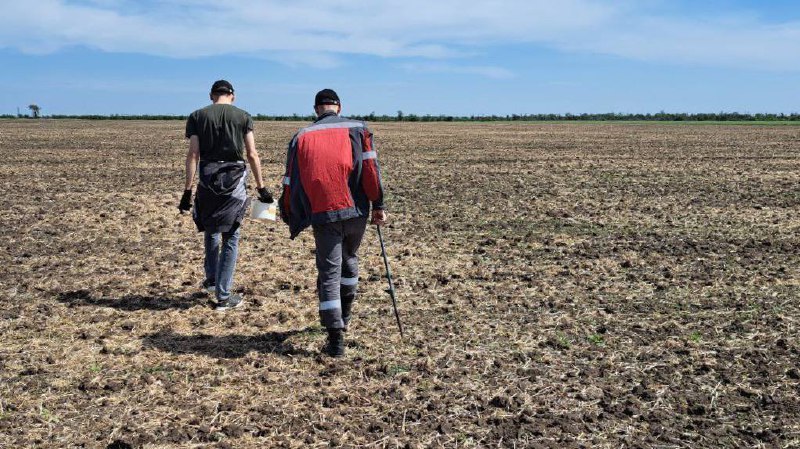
[202, 279, 216, 293]
[324, 329, 345, 358]
[215, 294, 244, 311]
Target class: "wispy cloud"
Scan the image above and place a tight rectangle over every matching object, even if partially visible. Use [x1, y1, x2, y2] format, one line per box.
[556, 13, 800, 71]
[400, 62, 515, 79]
[1, 0, 799, 71]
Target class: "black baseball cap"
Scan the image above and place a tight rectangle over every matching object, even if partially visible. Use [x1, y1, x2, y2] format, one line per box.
[211, 80, 234, 94]
[314, 88, 340, 106]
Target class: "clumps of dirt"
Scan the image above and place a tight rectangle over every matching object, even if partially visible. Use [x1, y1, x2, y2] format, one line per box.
[0, 120, 798, 447]
[106, 440, 133, 449]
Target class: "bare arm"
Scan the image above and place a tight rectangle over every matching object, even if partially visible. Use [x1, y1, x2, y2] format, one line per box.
[184, 135, 200, 190]
[244, 131, 265, 189]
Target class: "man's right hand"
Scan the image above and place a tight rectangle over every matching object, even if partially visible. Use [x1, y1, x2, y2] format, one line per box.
[257, 187, 274, 204]
[178, 189, 192, 213]
[371, 209, 388, 226]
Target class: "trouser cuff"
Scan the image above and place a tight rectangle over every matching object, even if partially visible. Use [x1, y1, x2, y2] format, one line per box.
[320, 299, 344, 329]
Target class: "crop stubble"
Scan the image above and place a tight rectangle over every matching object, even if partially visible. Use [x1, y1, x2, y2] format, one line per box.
[0, 120, 798, 448]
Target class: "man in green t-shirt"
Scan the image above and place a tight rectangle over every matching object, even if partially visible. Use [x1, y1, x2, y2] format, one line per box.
[178, 80, 273, 310]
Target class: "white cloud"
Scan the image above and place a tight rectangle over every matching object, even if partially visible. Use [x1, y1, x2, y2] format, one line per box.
[1, 0, 799, 72]
[547, 10, 800, 71]
[400, 62, 515, 79]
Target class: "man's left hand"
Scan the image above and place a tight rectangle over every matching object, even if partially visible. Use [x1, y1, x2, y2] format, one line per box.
[371, 209, 388, 226]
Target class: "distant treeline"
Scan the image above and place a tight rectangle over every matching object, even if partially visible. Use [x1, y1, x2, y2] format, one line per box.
[3, 112, 800, 122]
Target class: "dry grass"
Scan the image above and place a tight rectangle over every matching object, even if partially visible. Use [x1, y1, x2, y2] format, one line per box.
[0, 119, 798, 448]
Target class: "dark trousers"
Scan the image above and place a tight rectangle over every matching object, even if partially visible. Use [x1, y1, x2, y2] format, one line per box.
[312, 216, 368, 329]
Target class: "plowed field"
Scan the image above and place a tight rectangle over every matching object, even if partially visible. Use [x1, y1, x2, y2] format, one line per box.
[1, 120, 798, 448]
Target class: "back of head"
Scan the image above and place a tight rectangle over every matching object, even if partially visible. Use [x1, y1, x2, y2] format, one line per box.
[210, 80, 235, 103]
[211, 80, 235, 96]
[315, 88, 340, 113]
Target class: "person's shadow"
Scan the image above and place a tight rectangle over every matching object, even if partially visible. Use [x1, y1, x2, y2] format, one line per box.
[56, 289, 210, 311]
[142, 328, 319, 358]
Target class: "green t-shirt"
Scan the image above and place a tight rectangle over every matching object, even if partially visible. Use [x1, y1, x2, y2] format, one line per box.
[185, 104, 254, 162]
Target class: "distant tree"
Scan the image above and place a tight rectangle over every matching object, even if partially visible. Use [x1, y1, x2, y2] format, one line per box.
[19, 111, 800, 123]
[28, 104, 41, 118]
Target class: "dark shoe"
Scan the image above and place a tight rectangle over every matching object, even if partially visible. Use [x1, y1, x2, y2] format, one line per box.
[324, 329, 345, 358]
[215, 294, 244, 311]
[202, 279, 216, 293]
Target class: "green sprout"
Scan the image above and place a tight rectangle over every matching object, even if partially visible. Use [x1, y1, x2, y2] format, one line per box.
[588, 334, 605, 346]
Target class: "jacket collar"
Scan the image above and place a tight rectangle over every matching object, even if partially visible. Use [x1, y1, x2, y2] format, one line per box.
[314, 111, 339, 122]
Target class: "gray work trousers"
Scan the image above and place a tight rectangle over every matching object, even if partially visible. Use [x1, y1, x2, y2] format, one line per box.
[312, 216, 368, 330]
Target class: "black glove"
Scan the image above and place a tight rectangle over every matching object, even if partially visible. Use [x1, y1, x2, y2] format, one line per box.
[256, 187, 274, 203]
[178, 189, 192, 212]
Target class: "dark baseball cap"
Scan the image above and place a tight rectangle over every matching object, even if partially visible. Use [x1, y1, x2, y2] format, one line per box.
[211, 80, 234, 94]
[314, 88, 340, 106]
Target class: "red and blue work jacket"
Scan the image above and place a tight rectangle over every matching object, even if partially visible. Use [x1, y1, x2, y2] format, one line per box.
[280, 112, 385, 239]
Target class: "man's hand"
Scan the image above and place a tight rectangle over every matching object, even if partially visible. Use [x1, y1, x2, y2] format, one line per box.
[178, 189, 192, 213]
[371, 209, 388, 226]
[257, 187, 274, 203]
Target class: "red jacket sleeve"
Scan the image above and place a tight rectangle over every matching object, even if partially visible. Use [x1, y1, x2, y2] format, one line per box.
[359, 127, 384, 209]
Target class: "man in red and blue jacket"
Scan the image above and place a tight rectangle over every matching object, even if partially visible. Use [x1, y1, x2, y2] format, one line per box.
[280, 88, 387, 357]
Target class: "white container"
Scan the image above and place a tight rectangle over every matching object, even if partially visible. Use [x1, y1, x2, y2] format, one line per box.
[251, 199, 277, 221]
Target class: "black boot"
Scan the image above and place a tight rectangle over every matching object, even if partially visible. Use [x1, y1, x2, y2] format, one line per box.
[324, 329, 345, 358]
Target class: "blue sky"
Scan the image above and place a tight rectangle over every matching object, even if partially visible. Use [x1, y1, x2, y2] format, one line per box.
[1, 0, 799, 115]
